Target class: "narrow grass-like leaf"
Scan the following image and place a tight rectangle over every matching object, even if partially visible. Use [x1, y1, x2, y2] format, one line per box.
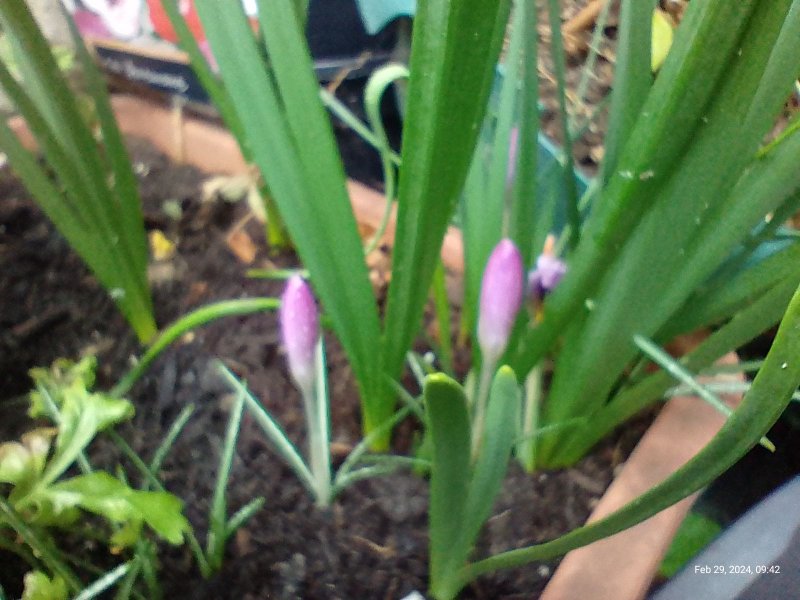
[113, 557, 140, 600]
[148, 404, 195, 480]
[136, 541, 160, 600]
[356, 455, 430, 470]
[73, 562, 132, 600]
[246, 268, 309, 280]
[0, 2, 95, 164]
[308, 340, 332, 506]
[489, 7, 525, 229]
[512, 1, 761, 376]
[332, 465, 402, 489]
[3, 2, 148, 283]
[667, 382, 800, 404]
[0, 0, 155, 341]
[509, 0, 540, 265]
[334, 405, 413, 492]
[0, 115, 84, 232]
[460, 140, 490, 339]
[462, 3, 523, 344]
[160, 0, 287, 248]
[574, 0, 614, 111]
[224, 497, 265, 541]
[559, 275, 799, 463]
[601, 0, 655, 184]
[206, 388, 245, 570]
[255, 0, 383, 412]
[537, 0, 800, 464]
[389, 379, 426, 421]
[0, 57, 134, 315]
[105, 430, 211, 577]
[518, 364, 543, 472]
[158, 0, 246, 150]
[633, 335, 774, 451]
[319, 88, 401, 165]
[363, 64, 408, 254]
[382, 0, 512, 428]
[65, 10, 149, 282]
[735, 191, 800, 262]
[216, 364, 315, 497]
[665, 241, 800, 338]
[700, 360, 764, 377]
[544, 0, 580, 244]
[196, 1, 382, 435]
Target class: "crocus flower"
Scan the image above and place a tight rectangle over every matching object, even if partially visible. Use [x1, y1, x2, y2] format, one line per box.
[280, 275, 319, 394]
[528, 254, 567, 301]
[477, 239, 524, 365]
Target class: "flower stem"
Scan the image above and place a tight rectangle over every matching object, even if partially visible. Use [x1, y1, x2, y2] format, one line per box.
[470, 359, 496, 461]
[517, 364, 542, 472]
[303, 340, 332, 506]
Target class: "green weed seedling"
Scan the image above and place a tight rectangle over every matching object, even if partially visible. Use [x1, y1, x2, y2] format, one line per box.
[0, 358, 189, 598]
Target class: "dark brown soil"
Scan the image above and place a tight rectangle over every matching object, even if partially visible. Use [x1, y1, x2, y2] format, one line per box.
[0, 137, 648, 599]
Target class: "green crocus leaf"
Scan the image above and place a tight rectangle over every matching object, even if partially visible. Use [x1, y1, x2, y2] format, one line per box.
[427, 367, 521, 600]
[425, 373, 472, 594]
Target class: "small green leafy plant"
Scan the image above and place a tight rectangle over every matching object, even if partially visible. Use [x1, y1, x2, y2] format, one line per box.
[0, 358, 189, 598]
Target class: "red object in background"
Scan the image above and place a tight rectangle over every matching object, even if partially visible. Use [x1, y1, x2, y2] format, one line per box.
[146, 0, 205, 44]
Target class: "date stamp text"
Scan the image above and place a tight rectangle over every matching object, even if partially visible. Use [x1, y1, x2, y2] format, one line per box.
[693, 565, 781, 575]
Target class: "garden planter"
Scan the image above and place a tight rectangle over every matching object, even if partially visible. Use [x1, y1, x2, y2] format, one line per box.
[5, 95, 746, 598]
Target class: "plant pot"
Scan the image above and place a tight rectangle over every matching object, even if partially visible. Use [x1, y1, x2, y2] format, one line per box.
[6, 95, 746, 598]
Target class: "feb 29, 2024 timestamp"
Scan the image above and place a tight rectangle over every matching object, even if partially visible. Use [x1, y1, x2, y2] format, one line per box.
[694, 564, 782, 575]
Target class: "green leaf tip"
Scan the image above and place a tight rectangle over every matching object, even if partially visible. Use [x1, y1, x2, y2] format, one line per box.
[496, 365, 516, 379]
[425, 372, 460, 388]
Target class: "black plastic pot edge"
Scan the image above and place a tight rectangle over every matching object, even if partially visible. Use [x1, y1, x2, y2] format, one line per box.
[651, 474, 800, 600]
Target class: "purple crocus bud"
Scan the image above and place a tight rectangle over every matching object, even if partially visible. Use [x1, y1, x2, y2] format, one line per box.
[477, 239, 524, 365]
[280, 275, 319, 394]
[528, 254, 567, 301]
